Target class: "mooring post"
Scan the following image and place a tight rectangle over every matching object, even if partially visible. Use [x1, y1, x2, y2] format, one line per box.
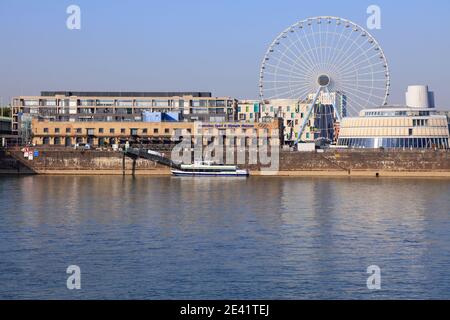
[122, 151, 126, 176]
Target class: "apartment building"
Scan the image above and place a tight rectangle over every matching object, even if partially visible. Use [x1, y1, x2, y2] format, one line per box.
[237, 100, 262, 123]
[12, 91, 238, 134]
[31, 118, 282, 147]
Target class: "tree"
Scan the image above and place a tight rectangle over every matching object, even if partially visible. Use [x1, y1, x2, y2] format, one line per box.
[0, 106, 12, 118]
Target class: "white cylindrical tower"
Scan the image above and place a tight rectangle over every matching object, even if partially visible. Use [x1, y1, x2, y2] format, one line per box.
[406, 85, 434, 108]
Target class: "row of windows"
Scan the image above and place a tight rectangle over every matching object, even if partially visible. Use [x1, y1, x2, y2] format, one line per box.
[41, 127, 269, 135]
[42, 137, 122, 146]
[260, 106, 299, 113]
[238, 109, 305, 120]
[343, 117, 446, 128]
[238, 105, 260, 113]
[413, 119, 428, 127]
[364, 111, 407, 117]
[41, 136, 274, 147]
[337, 137, 449, 149]
[364, 111, 431, 117]
[239, 113, 260, 120]
[42, 127, 181, 135]
[22, 99, 233, 108]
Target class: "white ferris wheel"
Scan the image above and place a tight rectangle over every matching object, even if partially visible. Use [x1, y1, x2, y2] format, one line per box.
[259, 16, 390, 144]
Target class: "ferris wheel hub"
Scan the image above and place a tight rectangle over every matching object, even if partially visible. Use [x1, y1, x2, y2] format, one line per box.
[318, 74, 331, 87]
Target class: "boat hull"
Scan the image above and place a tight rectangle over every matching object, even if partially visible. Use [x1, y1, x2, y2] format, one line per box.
[171, 170, 249, 177]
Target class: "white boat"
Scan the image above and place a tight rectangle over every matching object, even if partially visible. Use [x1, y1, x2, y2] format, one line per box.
[171, 161, 249, 177]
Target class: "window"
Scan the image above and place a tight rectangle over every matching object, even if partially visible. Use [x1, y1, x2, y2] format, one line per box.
[165, 128, 170, 134]
[110, 128, 115, 134]
[66, 128, 71, 133]
[117, 100, 133, 106]
[153, 100, 170, 107]
[43, 99, 57, 106]
[135, 100, 152, 107]
[412, 119, 428, 127]
[76, 128, 82, 133]
[99, 128, 104, 133]
[79, 100, 95, 106]
[55, 128, 60, 133]
[24, 100, 39, 106]
[409, 128, 413, 136]
[154, 128, 159, 134]
[43, 128, 49, 133]
[142, 129, 148, 134]
[97, 100, 114, 106]
[121, 129, 125, 134]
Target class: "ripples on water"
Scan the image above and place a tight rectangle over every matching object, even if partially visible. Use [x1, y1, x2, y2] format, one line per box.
[0, 175, 450, 299]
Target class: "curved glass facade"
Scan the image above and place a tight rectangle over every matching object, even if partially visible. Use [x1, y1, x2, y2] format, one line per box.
[337, 137, 449, 149]
[337, 106, 450, 150]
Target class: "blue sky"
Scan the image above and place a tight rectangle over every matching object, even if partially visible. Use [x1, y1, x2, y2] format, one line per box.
[0, 0, 449, 108]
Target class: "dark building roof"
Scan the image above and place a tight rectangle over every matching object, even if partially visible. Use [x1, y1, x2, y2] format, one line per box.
[41, 91, 212, 98]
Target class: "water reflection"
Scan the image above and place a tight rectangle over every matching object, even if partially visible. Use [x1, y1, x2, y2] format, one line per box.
[0, 175, 450, 299]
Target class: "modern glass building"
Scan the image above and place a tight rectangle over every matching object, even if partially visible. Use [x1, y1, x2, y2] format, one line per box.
[337, 106, 450, 149]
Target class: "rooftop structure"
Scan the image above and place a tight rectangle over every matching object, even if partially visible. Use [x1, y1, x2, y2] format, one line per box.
[40, 91, 212, 98]
[405, 85, 435, 108]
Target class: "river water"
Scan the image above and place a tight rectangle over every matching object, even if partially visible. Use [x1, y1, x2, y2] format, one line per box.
[0, 175, 450, 299]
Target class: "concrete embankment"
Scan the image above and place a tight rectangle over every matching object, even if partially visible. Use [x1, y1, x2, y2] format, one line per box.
[0, 149, 169, 175]
[0, 149, 35, 174]
[269, 149, 450, 178]
[2, 148, 450, 178]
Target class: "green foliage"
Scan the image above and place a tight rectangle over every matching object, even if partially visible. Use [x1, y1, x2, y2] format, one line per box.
[0, 106, 12, 118]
